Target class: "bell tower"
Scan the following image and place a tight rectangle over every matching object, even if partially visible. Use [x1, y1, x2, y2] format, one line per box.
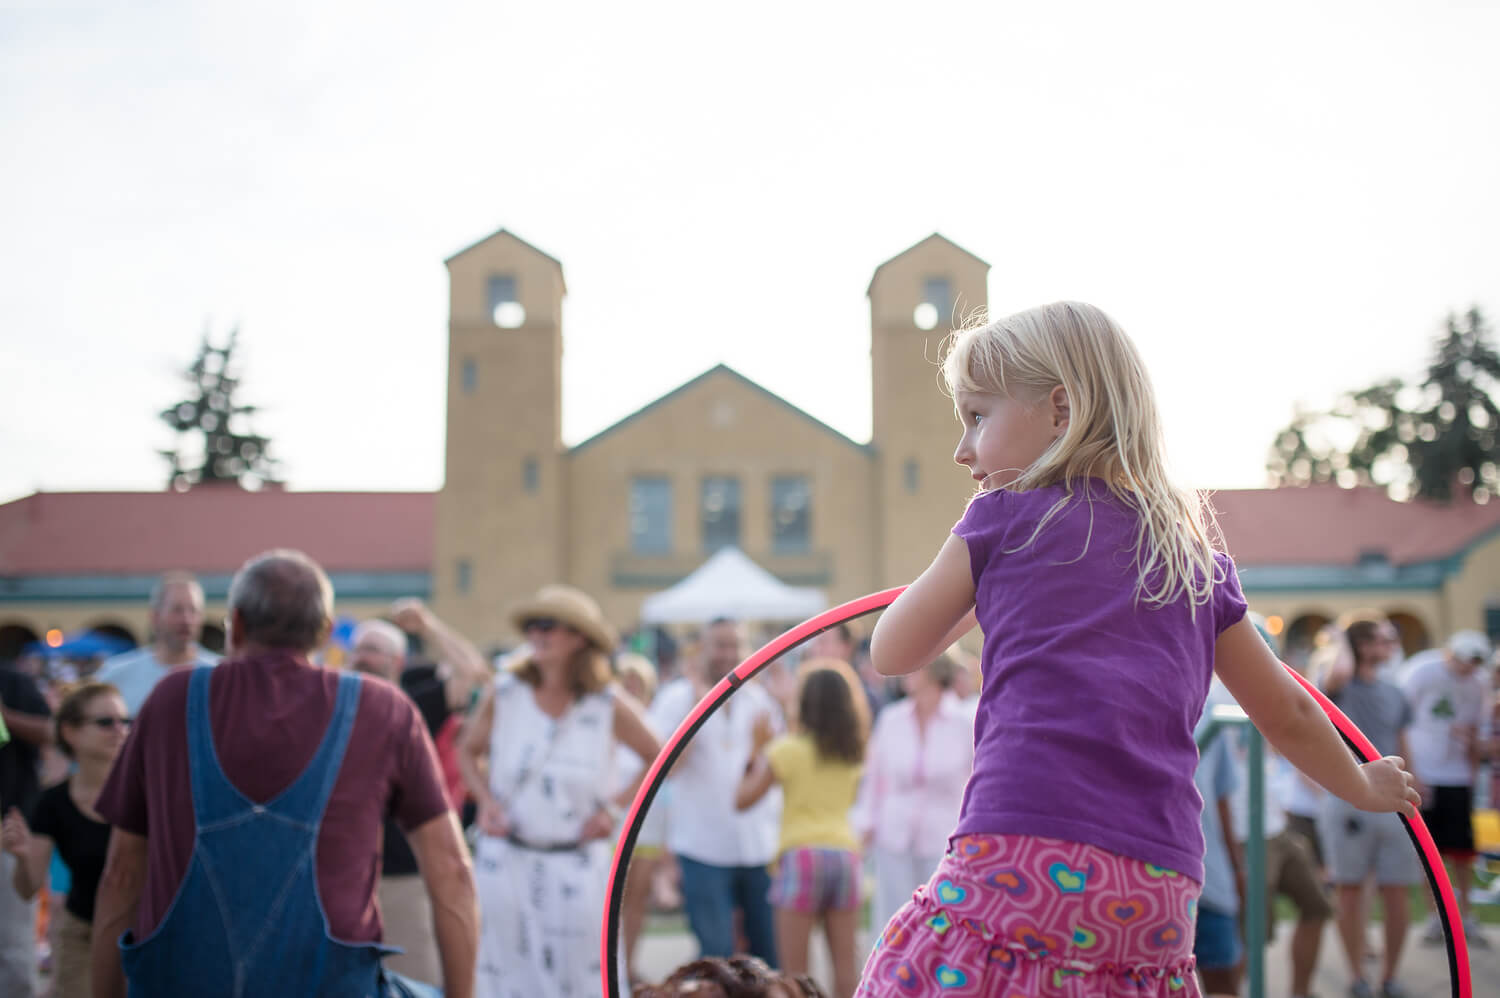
[432, 228, 567, 645]
[868, 233, 990, 587]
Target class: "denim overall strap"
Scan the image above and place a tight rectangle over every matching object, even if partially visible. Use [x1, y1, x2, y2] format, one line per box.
[185, 667, 363, 827]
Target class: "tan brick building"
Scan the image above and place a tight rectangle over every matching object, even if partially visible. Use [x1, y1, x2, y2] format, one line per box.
[5, 230, 1500, 667]
[429, 229, 987, 643]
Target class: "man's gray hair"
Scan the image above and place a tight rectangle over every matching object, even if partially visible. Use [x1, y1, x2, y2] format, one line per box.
[150, 572, 204, 612]
[227, 550, 334, 651]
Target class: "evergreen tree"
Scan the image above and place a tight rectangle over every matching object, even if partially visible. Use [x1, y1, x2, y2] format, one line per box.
[159, 327, 279, 490]
[1268, 307, 1500, 502]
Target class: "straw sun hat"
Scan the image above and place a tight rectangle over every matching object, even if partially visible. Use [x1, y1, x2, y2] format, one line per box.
[509, 584, 618, 654]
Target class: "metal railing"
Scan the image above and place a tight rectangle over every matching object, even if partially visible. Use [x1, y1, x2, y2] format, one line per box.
[1196, 702, 1267, 998]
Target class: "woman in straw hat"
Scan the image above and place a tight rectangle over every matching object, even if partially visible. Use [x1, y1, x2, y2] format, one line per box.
[459, 585, 661, 998]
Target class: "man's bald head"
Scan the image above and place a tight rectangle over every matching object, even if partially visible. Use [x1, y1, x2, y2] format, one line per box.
[350, 619, 407, 681]
[226, 549, 334, 653]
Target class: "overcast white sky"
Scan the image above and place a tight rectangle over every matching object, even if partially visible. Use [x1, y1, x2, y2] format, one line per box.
[2, 1, 1496, 505]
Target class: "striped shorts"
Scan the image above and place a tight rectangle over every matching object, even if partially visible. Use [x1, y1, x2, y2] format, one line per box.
[769, 846, 861, 913]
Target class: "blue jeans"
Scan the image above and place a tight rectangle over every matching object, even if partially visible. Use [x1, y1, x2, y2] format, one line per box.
[677, 856, 778, 967]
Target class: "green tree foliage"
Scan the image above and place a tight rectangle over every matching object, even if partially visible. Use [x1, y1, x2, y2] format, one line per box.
[159, 327, 279, 491]
[1268, 307, 1500, 503]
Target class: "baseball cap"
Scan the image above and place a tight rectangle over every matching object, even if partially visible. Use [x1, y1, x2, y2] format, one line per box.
[1446, 629, 1491, 664]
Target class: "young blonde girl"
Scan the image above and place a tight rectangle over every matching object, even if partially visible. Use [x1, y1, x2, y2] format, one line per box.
[738, 659, 870, 998]
[857, 302, 1419, 997]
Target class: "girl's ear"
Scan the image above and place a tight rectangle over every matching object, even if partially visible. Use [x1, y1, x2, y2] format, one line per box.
[1049, 385, 1070, 436]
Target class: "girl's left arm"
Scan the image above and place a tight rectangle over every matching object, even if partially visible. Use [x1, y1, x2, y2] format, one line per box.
[872, 534, 977, 677]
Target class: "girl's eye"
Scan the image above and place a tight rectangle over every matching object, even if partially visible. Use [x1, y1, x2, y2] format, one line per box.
[970, 412, 984, 426]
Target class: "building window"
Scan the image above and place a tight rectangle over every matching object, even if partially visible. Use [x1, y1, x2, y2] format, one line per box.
[523, 457, 539, 492]
[488, 275, 525, 328]
[771, 476, 810, 554]
[913, 277, 952, 331]
[461, 358, 477, 393]
[701, 476, 741, 553]
[904, 458, 919, 493]
[630, 477, 672, 554]
[456, 559, 472, 595]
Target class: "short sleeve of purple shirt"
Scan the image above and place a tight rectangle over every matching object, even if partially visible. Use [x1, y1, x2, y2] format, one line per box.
[953, 489, 1010, 588]
[1211, 551, 1248, 635]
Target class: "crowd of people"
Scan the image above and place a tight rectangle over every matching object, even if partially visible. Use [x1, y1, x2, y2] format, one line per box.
[1194, 613, 1498, 998]
[0, 558, 993, 998]
[0, 301, 1491, 998]
[1, 565, 1492, 998]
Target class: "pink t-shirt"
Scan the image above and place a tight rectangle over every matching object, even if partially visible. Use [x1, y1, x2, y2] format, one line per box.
[96, 651, 450, 942]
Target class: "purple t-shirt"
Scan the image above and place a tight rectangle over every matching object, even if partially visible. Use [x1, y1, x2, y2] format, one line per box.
[952, 480, 1247, 882]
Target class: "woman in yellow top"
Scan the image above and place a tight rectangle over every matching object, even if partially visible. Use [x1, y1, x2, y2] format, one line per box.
[737, 659, 870, 998]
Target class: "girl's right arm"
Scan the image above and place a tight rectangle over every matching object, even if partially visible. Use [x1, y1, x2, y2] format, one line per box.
[872, 534, 976, 677]
[457, 686, 509, 836]
[1213, 616, 1419, 816]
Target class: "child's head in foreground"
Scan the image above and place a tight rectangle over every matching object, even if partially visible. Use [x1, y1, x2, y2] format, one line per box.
[631, 955, 828, 998]
[940, 301, 1167, 493]
[941, 300, 1219, 608]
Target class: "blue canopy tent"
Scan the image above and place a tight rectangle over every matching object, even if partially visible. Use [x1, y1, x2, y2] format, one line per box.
[25, 631, 133, 659]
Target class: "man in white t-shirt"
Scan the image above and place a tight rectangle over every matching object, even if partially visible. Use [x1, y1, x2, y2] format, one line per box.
[94, 573, 220, 717]
[649, 617, 782, 966]
[1403, 629, 1493, 945]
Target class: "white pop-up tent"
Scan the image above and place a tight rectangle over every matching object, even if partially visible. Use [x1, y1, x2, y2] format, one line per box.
[638, 547, 827, 625]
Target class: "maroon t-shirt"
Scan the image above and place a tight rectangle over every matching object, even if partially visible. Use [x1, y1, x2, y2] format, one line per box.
[95, 651, 450, 942]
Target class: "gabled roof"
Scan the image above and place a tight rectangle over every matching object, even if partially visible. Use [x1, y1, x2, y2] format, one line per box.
[443, 228, 567, 292]
[1209, 485, 1500, 567]
[866, 232, 991, 296]
[7, 481, 1500, 583]
[569, 363, 871, 456]
[0, 489, 434, 577]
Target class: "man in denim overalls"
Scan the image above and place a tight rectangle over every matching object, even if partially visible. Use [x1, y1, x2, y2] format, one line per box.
[89, 549, 480, 997]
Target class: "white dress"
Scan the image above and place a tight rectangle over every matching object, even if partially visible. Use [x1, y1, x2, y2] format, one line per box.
[475, 673, 617, 998]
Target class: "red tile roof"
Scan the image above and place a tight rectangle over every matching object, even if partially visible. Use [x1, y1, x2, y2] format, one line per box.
[1209, 485, 1500, 566]
[1, 483, 1497, 579]
[0, 489, 434, 576]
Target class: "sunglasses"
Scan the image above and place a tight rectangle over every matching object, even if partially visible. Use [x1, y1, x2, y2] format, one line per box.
[523, 618, 559, 633]
[82, 716, 131, 731]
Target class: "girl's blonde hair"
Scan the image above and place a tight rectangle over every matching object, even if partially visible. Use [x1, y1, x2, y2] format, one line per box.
[940, 301, 1221, 610]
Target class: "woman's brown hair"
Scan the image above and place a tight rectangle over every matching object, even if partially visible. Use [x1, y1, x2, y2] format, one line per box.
[53, 680, 123, 758]
[509, 644, 613, 698]
[795, 658, 869, 765]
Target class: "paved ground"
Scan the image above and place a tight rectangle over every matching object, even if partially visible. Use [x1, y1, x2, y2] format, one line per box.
[634, 919, 1497, 996]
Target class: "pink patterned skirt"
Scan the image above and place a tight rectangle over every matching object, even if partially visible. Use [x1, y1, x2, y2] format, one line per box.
[857, 833, 1201, 998]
